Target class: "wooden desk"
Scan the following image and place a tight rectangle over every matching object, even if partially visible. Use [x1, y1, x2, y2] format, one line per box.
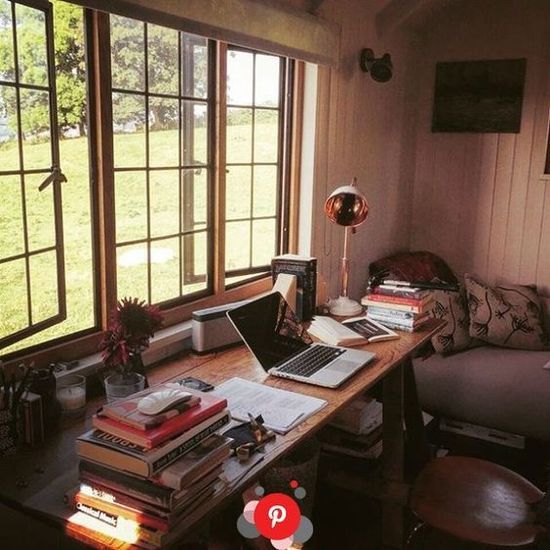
[0, 320, 442, 549]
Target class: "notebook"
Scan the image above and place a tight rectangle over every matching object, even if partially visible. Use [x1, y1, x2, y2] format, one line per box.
[226, 292, 376, 388]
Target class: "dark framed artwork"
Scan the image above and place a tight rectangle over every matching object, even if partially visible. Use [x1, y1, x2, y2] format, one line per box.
[432, 58, 526, 133]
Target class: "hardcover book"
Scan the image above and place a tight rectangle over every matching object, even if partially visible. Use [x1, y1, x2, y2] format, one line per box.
[372, 285, 431, 300]
[365, 293, 432, 307]
[95, 391, 226, 448]
[154, 434, 232, 490]
[79, 460, 178, 511]
[96, 384, 212, 431]
[271, 254, 317, 321]
[365, 306, 429, 321]
[362, 297, 433, 314]
[77, 410, 230, 477]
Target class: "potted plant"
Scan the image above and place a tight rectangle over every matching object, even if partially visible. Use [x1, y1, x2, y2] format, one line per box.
[99, 297, 163, 402]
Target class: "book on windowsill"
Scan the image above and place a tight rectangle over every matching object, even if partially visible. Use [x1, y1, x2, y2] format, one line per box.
[94, 389, 227, 448]
[308, 315, 398, 346]
[77, 409, 230, 477]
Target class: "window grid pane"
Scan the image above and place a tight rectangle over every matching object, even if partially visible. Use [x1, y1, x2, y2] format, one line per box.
[225, 48, 284, 282]
[111, 15, 210, 306]
[0, 0, 70, 351]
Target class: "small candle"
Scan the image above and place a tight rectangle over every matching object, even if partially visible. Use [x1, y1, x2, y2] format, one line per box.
[56, 374, 86, 412]
[57, 387, 86, 410]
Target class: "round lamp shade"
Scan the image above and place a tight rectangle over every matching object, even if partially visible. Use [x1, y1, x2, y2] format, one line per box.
[324, 184, 369, 228]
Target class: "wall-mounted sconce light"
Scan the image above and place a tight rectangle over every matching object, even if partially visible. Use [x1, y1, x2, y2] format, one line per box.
[360, 48, 393, 82]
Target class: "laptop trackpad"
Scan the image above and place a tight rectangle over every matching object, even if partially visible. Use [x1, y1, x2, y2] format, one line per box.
[324, 360, 358, 374]
[312, 360, 359, 387]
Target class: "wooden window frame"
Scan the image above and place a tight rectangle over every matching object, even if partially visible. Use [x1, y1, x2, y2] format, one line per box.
[2, 7, 303, 368]
[0, 0, 67, 350]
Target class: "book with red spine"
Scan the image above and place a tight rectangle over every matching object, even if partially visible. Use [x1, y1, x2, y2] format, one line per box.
[365, 293, 431, 307]
[96, 383, 208, 431]
[361, 297, 433, 314]
[94, 391, 227, 448]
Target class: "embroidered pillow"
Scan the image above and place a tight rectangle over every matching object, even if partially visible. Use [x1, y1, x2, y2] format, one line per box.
[464, 274, 549, 350]
[430, 288, 472, 354]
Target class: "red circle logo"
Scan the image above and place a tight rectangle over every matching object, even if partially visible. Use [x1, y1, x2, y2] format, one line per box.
[253, 493, 301, 540]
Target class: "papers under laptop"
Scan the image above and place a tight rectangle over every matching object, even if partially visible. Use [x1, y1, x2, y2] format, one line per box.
[226, 292, 376, 388]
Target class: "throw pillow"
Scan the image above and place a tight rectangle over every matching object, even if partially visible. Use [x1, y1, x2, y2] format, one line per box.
[464, 274, 549, 350]
[430, 288, 472, 354]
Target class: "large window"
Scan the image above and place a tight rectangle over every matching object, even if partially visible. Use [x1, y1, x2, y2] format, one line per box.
[109, 15, 210, 305]
[0, 3, 296, 359]
[225, 47, 287, 286]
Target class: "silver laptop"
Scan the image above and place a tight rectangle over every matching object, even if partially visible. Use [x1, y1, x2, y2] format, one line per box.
[226, 292, 376, 388]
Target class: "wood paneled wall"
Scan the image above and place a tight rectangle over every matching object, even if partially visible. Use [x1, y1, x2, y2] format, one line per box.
[410, 0, 550, 293]
[310, 0, 420, 301]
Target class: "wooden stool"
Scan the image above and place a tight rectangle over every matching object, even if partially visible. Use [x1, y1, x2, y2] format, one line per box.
[408, 456, 548, 548]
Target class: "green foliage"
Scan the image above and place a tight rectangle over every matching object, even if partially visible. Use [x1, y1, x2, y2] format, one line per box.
[53, 1, 86, 132]
[0, 0, 86, 136]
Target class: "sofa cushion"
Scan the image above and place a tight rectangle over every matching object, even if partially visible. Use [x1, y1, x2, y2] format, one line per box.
[413, 346, 550, 441]
[430, 288, 472, 354]
[464, 274, 548, 350]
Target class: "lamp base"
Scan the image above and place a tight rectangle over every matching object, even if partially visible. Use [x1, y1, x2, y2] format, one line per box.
[328, 296, 363, 317]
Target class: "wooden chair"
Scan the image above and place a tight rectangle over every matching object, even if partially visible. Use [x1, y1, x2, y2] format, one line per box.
[408, 456, 550, 548]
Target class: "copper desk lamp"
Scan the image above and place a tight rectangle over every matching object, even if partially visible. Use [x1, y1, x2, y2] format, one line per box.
[324, 177, 369, 316]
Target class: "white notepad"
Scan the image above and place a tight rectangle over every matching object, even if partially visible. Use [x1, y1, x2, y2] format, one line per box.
[212, 377, 328, 434]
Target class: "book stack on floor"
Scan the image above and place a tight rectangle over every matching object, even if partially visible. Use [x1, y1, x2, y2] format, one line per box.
[361, 281, 434, 332]
[69, 384, 232, 548]
[319, 396, 383, 460]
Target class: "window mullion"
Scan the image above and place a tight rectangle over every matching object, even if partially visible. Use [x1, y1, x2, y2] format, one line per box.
[213, 41, 227, 295]
[90, 10, 117, 328]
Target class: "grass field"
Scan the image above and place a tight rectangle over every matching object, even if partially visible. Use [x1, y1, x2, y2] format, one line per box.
[0, 120, 279, 354]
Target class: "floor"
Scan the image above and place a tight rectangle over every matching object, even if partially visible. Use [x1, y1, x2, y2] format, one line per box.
[200, 427, 550, 550]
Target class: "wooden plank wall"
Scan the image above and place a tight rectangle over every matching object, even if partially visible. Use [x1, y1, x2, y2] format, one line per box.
[310, 0, 421, 302]
[410, 0, 550, 294]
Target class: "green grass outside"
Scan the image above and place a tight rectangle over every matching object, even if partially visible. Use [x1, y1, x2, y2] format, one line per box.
[0, 120, 278, 354]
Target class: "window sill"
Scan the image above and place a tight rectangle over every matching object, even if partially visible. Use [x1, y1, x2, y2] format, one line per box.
[55, 320, 193, 382]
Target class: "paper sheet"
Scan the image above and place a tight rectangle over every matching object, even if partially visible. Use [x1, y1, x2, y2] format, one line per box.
[212, 377, 327, 434]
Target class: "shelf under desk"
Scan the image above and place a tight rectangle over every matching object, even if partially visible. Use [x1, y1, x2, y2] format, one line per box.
[0, 319, 443, 549]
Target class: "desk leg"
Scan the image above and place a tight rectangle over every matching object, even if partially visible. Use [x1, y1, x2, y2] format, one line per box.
[403, 356, 430, 476]
[381, 357, 429, 548]
[382, 363, 405, 548]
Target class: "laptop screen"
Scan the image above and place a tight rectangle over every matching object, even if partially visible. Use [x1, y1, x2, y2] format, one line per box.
[227, 292, 313, 370]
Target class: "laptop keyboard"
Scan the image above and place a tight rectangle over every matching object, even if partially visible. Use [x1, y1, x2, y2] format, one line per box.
[277, 345, 345, 378]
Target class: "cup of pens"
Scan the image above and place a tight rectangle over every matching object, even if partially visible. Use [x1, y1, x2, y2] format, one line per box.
[56, 374, 87, 419]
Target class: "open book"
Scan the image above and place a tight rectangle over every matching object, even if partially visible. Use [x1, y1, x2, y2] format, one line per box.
[308, 315, 398, 346]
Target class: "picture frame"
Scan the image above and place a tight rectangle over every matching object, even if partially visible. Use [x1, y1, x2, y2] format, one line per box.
[432, 58, 526, 133]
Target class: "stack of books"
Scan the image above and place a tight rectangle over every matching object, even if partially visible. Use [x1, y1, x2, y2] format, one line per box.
[319, 397, 383, 459]
[361, 281, 434, 332]
[271, 254, 317, 321]
[70, 384, 232, 548]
